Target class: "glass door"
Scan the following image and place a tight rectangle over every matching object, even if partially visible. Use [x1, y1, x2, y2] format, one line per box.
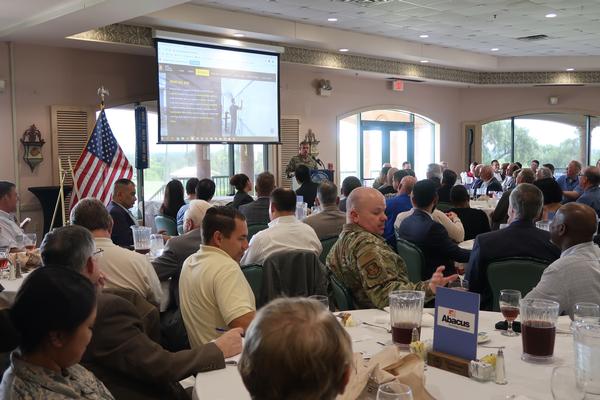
[360, 121, 414, 182]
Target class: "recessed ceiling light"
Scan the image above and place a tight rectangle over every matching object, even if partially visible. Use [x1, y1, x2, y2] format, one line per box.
[328, 17, 338, 22]
[545, 13, 557, 18]
[491, 48, 499, 52]
[339, 48, 349, 52]
[233, 33, 245, 37]
[566, 68, 575, 71]
[420, 60, 429, 63]
[419, 34, 429, 38]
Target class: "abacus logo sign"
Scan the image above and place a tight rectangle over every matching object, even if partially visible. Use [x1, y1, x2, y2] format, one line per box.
[437, 306, 475, 334]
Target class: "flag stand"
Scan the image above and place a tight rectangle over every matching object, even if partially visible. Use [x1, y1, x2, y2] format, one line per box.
[49, 159, 67, 229]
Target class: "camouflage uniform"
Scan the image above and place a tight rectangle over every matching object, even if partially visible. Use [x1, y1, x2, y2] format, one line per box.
[0, 350, 114, 399]
[285, 155, 319, 177]
[326, 223, 434, 309]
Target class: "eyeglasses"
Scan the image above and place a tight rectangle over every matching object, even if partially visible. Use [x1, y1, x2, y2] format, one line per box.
[92, 248, 104, 258]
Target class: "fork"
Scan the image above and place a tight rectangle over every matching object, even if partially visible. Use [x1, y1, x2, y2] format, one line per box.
[362, 321, 392, 333]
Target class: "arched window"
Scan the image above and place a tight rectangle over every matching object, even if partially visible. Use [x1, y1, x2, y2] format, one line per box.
[338, 109, 439, 182]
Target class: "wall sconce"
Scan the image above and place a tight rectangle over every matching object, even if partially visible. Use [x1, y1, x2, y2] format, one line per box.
[317, 79, 332, 96]
[20, 124, 45, 172]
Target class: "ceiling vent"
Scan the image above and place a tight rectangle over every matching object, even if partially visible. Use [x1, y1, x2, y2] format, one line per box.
[335, 0, 395, 4]
[516, 34, 549, 41]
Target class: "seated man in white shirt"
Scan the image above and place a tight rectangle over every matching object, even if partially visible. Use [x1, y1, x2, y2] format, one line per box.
[71, 198, 163, 306]
[240, 188, 322, 266]
[179, 206, 256, 347]
[0, 181, 26, 249]
[526, 203, 600, 318]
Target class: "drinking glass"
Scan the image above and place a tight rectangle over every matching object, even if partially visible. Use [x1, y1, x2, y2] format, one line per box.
[376, 382, 413, 400]
[551, 366, 584, 400]
[149, 234, 164, 258]
[535, 220, 550, 232]
[309, 295, 329, 310]
[573, 302, 600, 326]
[499, 289, 521, 336]
[130, 226, 152, 254]
[0, 246, 9, 280]
[389, 290, 425, 347]
[25, 233, 37, 250]
[520, 298, 560, 363]
[574, 323, 600, 394]
[448, 279, 469, 291]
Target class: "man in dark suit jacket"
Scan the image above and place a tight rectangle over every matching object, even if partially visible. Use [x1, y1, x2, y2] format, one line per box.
[36, 225, 244, 400]
[397, 179, 470, 280]
[295, 165, 319, 208]
[466, 183, 561, 310]
[107, 178, 138, 247]
[239, 171, 275, 225]
[490, 168, 535, 230]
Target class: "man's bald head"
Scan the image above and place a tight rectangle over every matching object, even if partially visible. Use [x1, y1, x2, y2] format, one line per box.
[550, 203, 598, 250]
[346, 187, 387, 234]
[398, 176, 417, 195]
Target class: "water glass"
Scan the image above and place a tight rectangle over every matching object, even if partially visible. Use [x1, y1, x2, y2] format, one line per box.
[574, 323, 600, 394]
[149, 234, 164, 258]
[448, 279, 469, 291]
[389, 290, 425, 347]
[551, 366, 584, 400]
[500, 289, 521, 337]
[573, 302, 600, 326]
[520, 298, 560, 363]
[309, 295, 329, 310]
[535, 220, 551, 231]
[376, 382, 413, 400]
[0, 246, 9, 279]
[25, 233, 37, 250]
[130, 226, 152, 254]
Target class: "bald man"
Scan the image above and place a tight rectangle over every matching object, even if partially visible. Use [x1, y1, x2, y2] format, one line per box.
[525, 203, 600, 318]
[384, 175, 416, 248]
[479, 165, 503, 195]
[326, 187, 457, 309]
[576, 166, 600, 217]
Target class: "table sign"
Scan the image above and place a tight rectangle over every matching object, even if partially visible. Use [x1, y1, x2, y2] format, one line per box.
[433, 287, 480, 361]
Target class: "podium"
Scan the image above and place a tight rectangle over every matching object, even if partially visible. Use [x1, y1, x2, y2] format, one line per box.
[310, 169, 334, 184]
[29, 186, 73, 235]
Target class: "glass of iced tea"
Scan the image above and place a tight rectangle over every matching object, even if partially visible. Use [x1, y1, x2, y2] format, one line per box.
[25, 233, 37, 251]
[500, 289, 521, 336]
[389, 290, 425, 348]
[520, 298, 560, 363]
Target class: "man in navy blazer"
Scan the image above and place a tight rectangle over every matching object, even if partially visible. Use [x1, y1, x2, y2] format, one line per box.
[397, 179, 470, 280]
[466, 183, 561, 310]
[107, 178, 138, 247]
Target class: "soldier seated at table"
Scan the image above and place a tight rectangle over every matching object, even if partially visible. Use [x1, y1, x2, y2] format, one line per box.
[238, 297, 352, 400]
[326, 187, 456, 309]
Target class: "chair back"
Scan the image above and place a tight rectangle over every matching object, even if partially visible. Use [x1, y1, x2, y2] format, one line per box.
[487, 257, 550, 311]
[241, 264, 263, 302]
[330, 274, 354, 311]
[247, 224, 268, 241]
[395, 237, 425, 283]
[155, 215, 178, 236]
[436, 202, 453, 212]
[177, 224, 184, 235]
[319, 236, 339, 265]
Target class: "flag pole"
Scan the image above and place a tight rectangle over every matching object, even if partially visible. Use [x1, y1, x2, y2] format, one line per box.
[67, 157, 80, 201]
[50, 158, 66, 229]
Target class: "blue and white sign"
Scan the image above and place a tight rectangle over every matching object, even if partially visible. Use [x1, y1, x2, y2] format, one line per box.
[433, 287, 480, 360]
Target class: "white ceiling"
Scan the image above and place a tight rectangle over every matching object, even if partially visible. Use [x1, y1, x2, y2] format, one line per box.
[190, 0, 600, 57]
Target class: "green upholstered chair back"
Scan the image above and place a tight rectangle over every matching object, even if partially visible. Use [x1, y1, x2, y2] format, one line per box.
[330, 274, 354, 311]
[241, 264, 263, 303]
[487, 257, 549, 311]
[155, 215, 178, 236]
[319, 236, 339, 265]
[395, 237, 425, 283]
[247, 224, 268, 241]
[436, 202, 453, 212]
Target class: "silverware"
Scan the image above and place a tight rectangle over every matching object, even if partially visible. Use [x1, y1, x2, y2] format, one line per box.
[479, 345, 505, 349]
[362, 321, 392, 333]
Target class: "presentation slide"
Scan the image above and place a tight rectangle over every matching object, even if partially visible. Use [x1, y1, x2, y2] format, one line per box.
[156, 39, 280, 144]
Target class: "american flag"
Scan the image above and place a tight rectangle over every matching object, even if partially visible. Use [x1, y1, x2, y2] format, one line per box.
[70, 110, 133, 209]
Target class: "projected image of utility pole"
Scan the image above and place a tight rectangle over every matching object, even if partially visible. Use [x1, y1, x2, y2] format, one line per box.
[229, 96, 243, 135]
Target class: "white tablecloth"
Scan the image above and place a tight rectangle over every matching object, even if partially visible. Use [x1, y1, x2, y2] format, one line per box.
[0, 274, 27, 309]
[193, 309, 574, 400]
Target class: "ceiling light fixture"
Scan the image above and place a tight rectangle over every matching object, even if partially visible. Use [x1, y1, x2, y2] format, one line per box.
[328, 17, 338, 22]
[420, 60, 429, 63]
[339, 48, 349, 52]
[491, 48, 499, 52]
[545, 13, 557, 18]
[566, 68, 575, 71]
[233, 33, 245, 37]
[419, 34, 429, 38]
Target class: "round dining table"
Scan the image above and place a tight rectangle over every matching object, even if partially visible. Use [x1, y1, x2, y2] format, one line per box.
[192, 309, 575, 400]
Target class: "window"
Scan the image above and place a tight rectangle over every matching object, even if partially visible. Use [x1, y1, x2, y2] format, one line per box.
[481, 113, 597, 173]
[102, 103, 269, 202]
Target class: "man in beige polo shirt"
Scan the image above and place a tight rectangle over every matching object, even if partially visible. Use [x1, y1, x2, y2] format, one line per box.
[179, 206, 256, 347]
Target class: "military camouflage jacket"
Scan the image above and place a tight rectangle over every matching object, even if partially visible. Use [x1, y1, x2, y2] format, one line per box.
[326, 223, 434, 309]
[285, 155, 319, 177]
[0, 350, 114, 400]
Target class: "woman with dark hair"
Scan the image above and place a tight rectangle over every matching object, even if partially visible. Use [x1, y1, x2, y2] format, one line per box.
[230, 173, 254, 209]
[0, 267, 113, 399]
[534, 177, 563, 220]
[159, 179, 185, 220]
